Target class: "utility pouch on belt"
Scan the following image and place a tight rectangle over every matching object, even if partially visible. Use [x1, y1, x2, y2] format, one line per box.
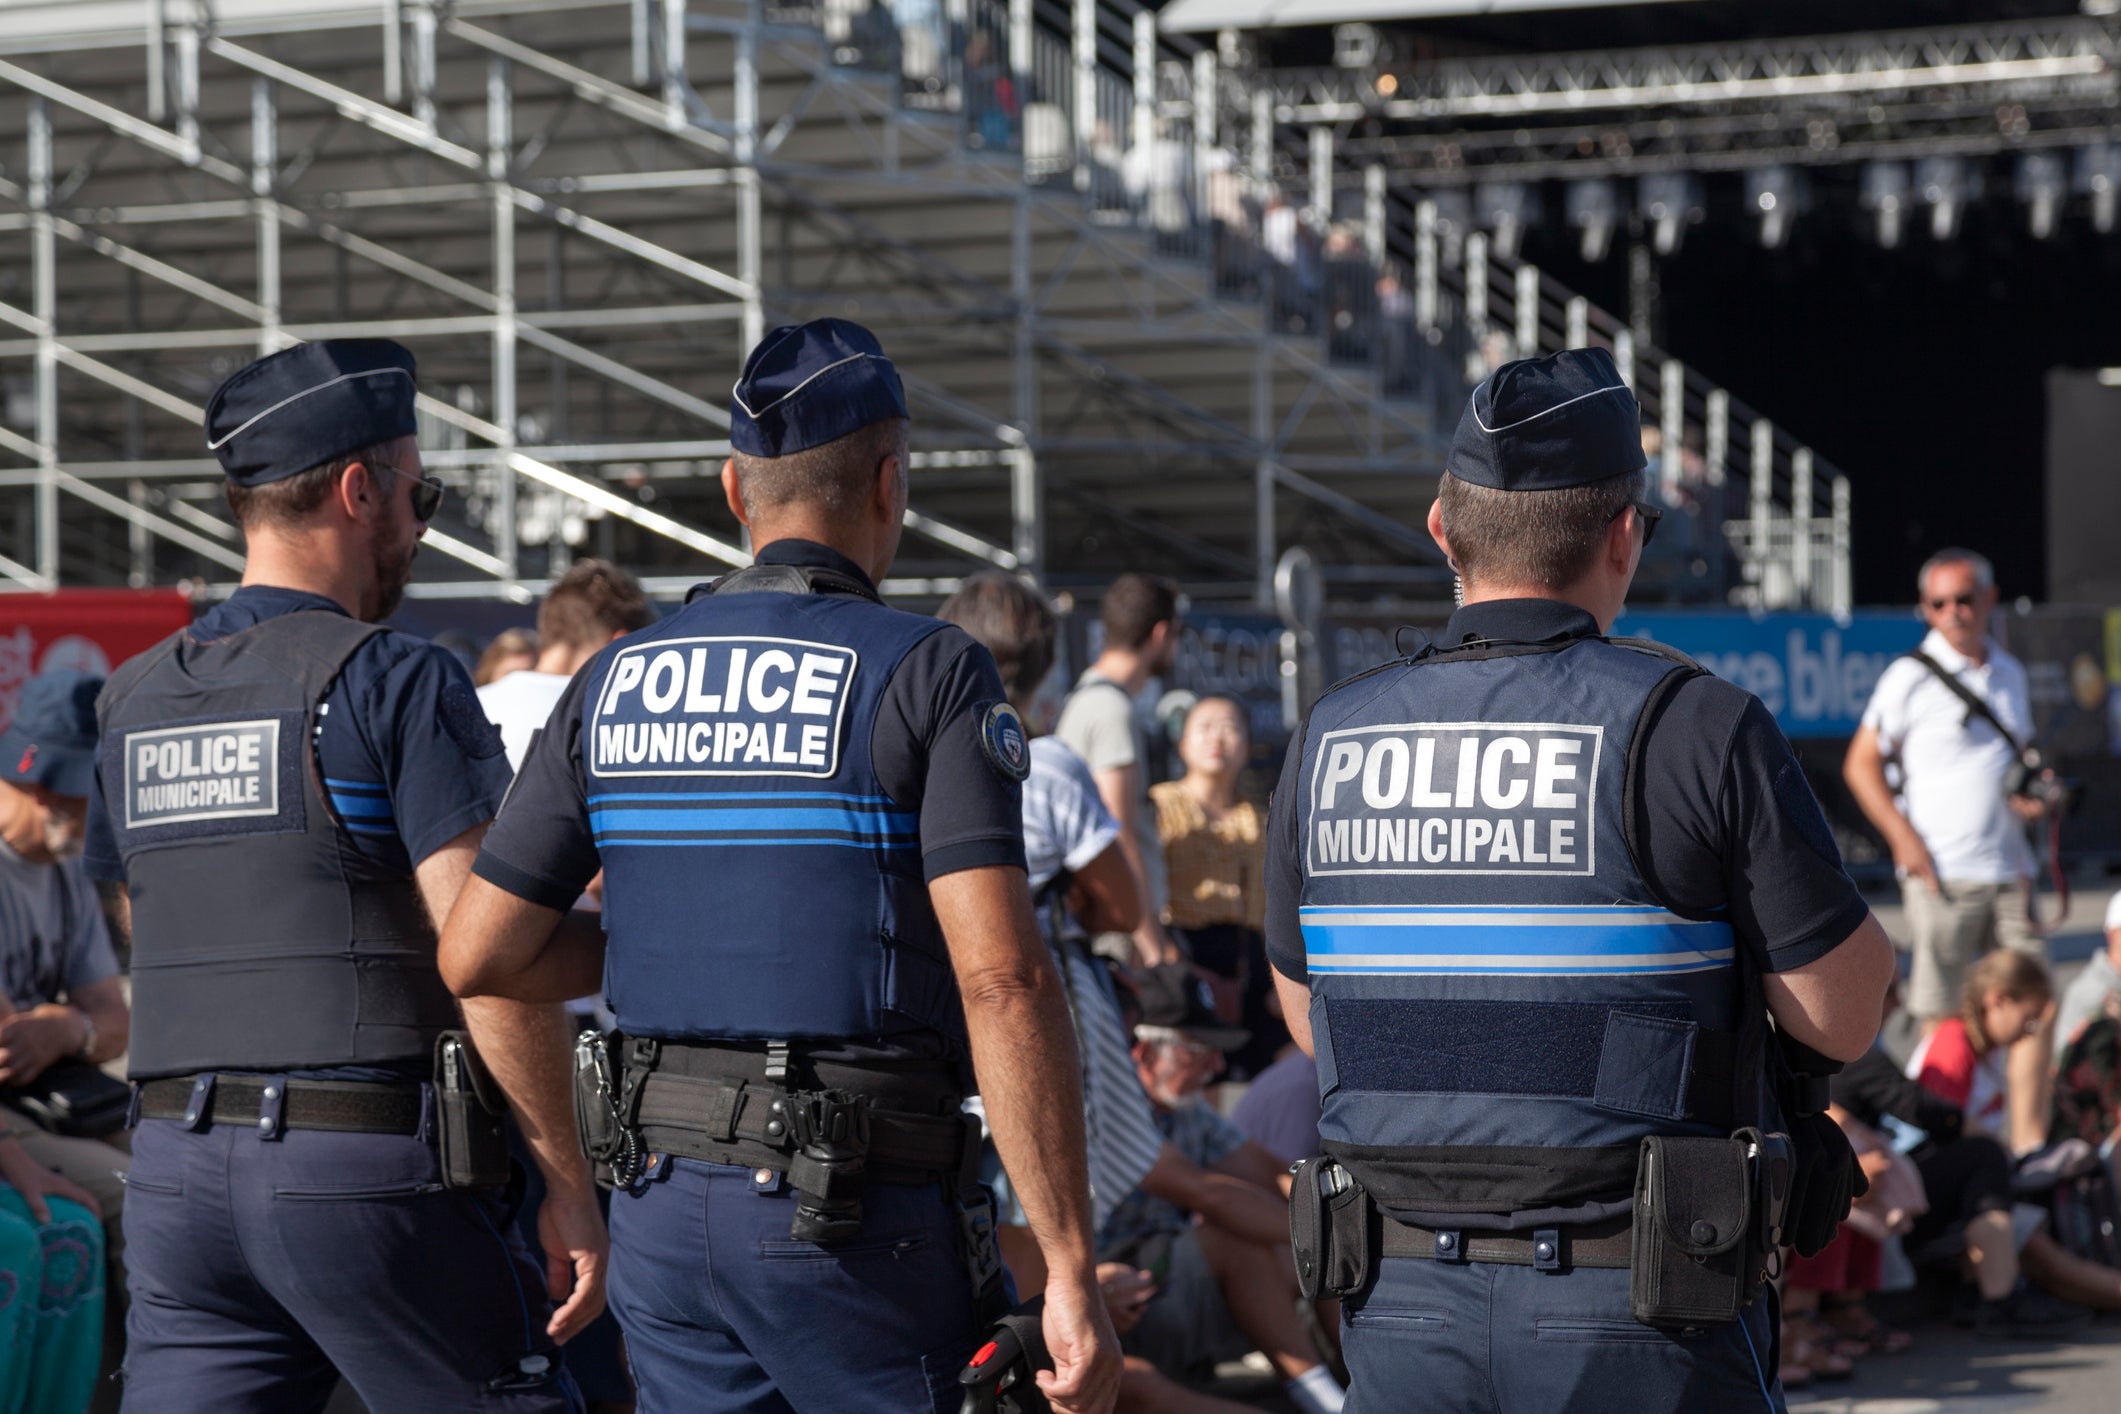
[1629, 1132, 1755, 1329]
[573, 1030, 622, 1165]
[1290, 1157, 1373, 1301]
[435, 1031, 511, 1190]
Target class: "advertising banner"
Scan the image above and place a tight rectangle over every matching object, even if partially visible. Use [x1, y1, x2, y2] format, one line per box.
[0, 589, 194, 731]
[1606, 611, 1925, 739]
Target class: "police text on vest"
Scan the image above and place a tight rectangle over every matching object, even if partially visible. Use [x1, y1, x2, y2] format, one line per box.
[590, 636, 857, 779]
[123, 719, 282, 828]
[1308, 722, 1600, 876]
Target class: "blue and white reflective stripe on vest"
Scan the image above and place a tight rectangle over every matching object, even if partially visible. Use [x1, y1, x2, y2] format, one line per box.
[587, 790, 918, 849]
[1301, 904, 1735, 977]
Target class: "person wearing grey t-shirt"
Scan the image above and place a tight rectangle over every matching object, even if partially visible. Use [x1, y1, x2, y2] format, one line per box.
[1056, 573, 1183, 967]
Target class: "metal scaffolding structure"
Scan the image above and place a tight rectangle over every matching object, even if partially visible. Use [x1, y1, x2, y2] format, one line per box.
[0, 0, 1847, 612]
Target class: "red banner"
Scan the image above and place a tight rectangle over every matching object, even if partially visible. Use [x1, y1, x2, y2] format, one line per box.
[0, 589, 194, 731]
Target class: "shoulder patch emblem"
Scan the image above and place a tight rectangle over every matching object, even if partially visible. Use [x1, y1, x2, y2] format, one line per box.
[439, 680, 506, 760]
[978, 701, 1030, 783]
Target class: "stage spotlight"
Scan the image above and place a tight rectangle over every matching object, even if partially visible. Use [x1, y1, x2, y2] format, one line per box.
[2075, 144, 2121, 234]
[1637, 173, 1704, 255]
[2016, 152, 2067, 239]
[1744, 166, 1806, 249]
[1567, 179, 1619, 262]
[1474, 180, 1539, 261]
[1860, 161, 1910, 248]
[1914, 156, 1979, 241]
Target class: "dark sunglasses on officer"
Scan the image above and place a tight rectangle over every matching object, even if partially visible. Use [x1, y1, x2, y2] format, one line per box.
[1609, 498, 1662, 548]
[371, 461, 446, 523]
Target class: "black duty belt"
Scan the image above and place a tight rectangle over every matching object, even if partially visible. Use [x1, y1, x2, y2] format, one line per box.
[1381, 1213, 1633, 1270]
[137, 1074, 423, 1136]
[634, 1070, 970, 1185]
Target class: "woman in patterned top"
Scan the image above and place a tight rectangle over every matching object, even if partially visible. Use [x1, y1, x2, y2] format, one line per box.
[1149, 695, 1286, 1079]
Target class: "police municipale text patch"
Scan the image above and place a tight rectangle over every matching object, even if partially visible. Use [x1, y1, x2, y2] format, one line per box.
[979, 702, 1030, 783]
[589, 635, 857, 779]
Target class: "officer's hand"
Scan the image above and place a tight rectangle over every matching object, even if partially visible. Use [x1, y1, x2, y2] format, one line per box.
[536, 1179, 609, 1343]
[1038, 1266, 1122, 1414]
[0, 1139, 101, 1225]
[1889, 832, 1938, 893]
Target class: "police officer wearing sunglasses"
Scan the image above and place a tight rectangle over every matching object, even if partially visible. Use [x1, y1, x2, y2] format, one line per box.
[84, 339, 600, 1410]
[1264, 349, 1895, 1412]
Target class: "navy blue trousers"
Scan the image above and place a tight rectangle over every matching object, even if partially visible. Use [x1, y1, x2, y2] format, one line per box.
[607, 1156, 983, 1413]
[1342, 1257, 1786, 1414]
[121, 1110, 578, 1413]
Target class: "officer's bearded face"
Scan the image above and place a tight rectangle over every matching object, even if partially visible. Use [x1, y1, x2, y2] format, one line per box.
[367, 452, 425, 621]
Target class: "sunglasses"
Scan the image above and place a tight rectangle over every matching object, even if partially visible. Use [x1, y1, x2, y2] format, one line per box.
[372, 462, 446, 523]
[1610, 499, 1663, 548]
[1926, 593, 1984, 612]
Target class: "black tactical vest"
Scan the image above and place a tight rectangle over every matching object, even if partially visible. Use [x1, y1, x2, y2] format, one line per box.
[98, 610, 457, 1078]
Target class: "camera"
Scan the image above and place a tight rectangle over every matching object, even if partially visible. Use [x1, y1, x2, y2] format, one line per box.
[2006, 749, 2082, 814]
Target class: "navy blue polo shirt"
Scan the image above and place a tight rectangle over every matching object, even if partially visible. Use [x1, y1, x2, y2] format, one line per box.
[473, 539, 1027, 1060]
[1264, 598, 1871, 985]
[85, 587, 513, 882]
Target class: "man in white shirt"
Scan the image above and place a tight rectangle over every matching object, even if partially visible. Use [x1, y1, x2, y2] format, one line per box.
[1846, 547, 2053, 1150]
[478, 559, 655, 771]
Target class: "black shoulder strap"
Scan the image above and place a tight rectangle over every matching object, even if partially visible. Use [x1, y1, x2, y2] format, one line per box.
[1607, 635, 1711, 675]
[1619, 657, 1707, 909]
[1905, 650, 2024, 755]
[689, 562, 882, 605]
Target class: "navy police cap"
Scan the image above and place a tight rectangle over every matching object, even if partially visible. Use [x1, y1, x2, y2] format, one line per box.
[205, 339, 419, 487]
[730, 318, 908, 458]
[1449, 347, 1646, 492]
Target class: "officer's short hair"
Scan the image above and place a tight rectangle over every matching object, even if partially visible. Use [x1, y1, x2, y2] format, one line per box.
[1100, 573, 1180, 652]
[1917, 547, 1995, 599]
[538, 559, 654, 650]
[1437, 467, 1647, 592]
[729, 417, 909, 524]
[934, 571, 1056, 708]
[224, 440, 401, 532]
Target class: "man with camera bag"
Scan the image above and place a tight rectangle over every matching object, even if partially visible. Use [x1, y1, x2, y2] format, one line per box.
[1845, 548, 2058, 1154]
[1264, 349, 1895, 1412]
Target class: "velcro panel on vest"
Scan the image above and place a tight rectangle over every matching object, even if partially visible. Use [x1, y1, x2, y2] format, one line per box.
[1326, 1138, 1640, 1216]
[129, 954, 458, 1076]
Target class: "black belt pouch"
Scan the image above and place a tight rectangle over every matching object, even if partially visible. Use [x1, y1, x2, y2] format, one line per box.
[1290, 1157, 1373, 1301]
[1630, 1134, 1753, 1329]
[436, 1031, 512, 1189]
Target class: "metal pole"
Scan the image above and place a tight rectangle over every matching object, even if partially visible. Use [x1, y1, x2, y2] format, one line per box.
[1308, 125, 1332, 222]
[1254, 343, 1274, 607]
[1465, 231, 1488, 333]
[1010, 0, 1032, 111]
[252, 80, 280, 355]
[1831, 475, 1852, 617]
[736, 0, 763, 357]
[410, 0, 437, 129]
[1704, 388, 1728, 487]
[1514, 264, 1540, 355]
[632, 0, 653, 89]
[1749, 418, 1773, 597]
[1564, 294, 1587, 352]
[174, 14, 201, 162]
[1132, 12, 1153, 168]
[148, 0, 168, 123]
[663, 0, 688, 128]
[1614, 328, 1634, 389]
[489, 58, 518, 584]
[384, 0, 404, 106]
[1414, 197, 1437, 333]
[1011, 183, 1040, 581]
[1363, 164, 1385, 267]
[1072, 0, 1096, 195]
[1660, 360, 1684, 471]
[1790, 446, 1814, 604]
[29, 99, 57, 584]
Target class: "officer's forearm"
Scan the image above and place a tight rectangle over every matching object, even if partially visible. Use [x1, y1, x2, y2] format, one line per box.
[440, 876, 605, 1002]
[932, 868, 1101, 1284]
[459, 995, 596, 1197]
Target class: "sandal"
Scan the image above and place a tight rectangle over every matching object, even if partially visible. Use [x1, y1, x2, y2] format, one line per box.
[1821, 1295, 1915, 1355]
[1784, 1314, 1858, 1382]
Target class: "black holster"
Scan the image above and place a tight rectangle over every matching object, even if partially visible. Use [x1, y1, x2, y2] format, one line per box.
[1290, 1156, 1374, 1301]
[1629, 1128, 1789, 1330]
[435, 1031, 511, 1190]
[572, 1029, 643, 1189]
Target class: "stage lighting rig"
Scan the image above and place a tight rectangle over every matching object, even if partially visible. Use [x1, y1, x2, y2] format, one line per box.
[2015, 152, 2068, 239]
[1916, 156, 1980, 241]
[1860, 162, 1911, 249]
[2075, 144, 2121, 234]
[1567, 179, 1620, 262]
[1475, 180, 1539, 261]
[1745, 166, 1807, 250]
[1638, 173, 1704, 255]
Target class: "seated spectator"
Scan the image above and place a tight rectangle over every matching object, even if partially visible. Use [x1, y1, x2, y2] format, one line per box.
[472, 625, 538, 687]
[1151, 696, 1287, 1080]
[2055, 891, 2121, 1050]
[1100, 966, 1345, 1414]
[0, 671, 131, 1277]
[0, 1126, 104, 1414]
[1911, 950, 2052, 1143]
[1231, 1048, 1320, 1167]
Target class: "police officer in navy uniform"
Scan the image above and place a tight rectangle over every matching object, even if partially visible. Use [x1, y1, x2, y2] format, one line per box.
[1263, 349, 1896, 1412]
[84, 340, 604, 1411]
[439, 319, 1121, 1414]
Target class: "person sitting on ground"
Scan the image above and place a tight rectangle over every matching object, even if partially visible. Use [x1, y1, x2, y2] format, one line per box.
[472, 625, 538, 688]
[1911, 950, 2053, 1148]
[1096, 966, 1345, 1414]
[0, 670, 132, 1279]
[2055, 890, 2121, 1052]
[1149, 696, 1287, 1081]
[0, 1124, 104, 1414]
